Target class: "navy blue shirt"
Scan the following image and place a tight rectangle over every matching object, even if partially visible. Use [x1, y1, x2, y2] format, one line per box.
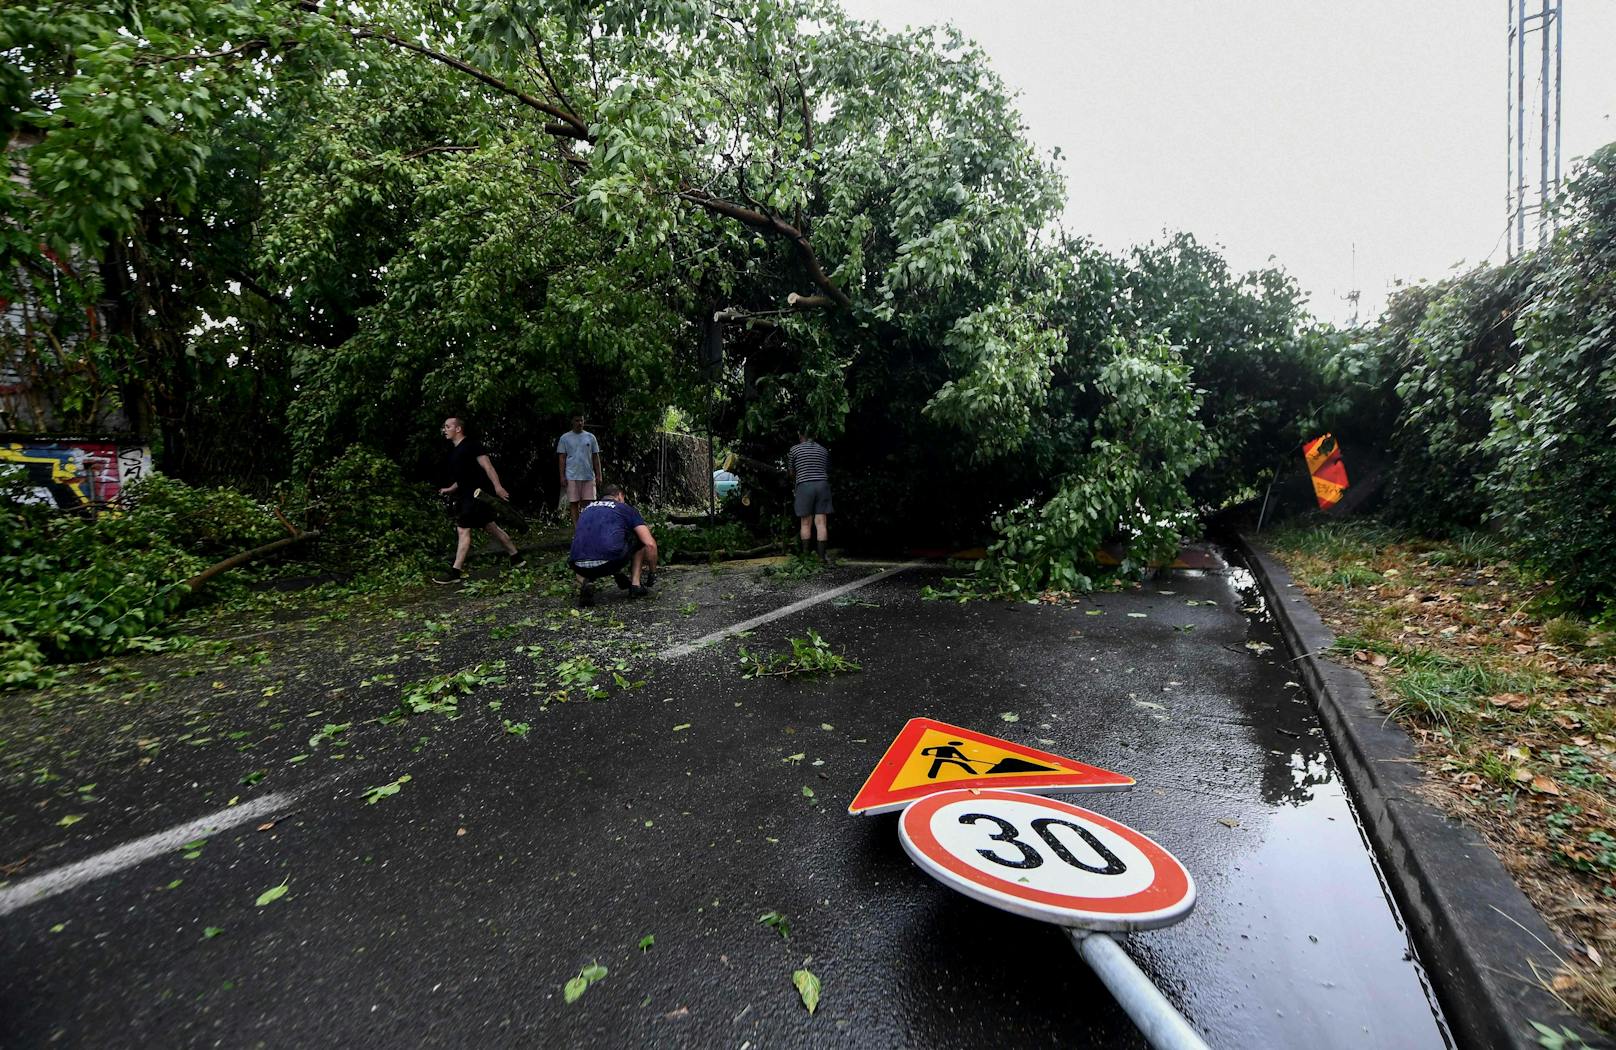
[569, 500, 646, 563]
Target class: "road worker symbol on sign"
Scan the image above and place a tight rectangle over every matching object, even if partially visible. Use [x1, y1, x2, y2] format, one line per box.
[849, 717, 1134, 815]
[920, 740, 1057, 780]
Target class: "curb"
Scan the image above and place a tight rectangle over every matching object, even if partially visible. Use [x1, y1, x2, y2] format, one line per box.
[1236, 534, 1604, 1050]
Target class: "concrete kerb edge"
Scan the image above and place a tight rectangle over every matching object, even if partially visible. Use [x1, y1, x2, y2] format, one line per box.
[1235, 534, 1605, 1050]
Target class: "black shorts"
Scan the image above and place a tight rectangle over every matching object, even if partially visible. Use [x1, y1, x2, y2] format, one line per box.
[455, 497, 495, 529]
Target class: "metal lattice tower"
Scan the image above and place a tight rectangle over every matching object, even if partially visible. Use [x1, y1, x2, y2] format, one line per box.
[1506, 0, 1562, 257]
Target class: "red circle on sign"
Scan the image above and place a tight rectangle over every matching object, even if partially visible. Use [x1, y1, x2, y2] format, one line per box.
[900, 789, 1194, 929]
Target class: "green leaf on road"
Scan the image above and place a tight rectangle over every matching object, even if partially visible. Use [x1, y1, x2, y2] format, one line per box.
[255, 880, 289, 907]
[758, 911, 791, 939]
[362, 774, 412, 804]
[564, 962, 609, 1003]
[203, 927, 223, 939]
[57, 814, 84, 827]
[672, 723, 691, 732]
[793, 967, 821, 1015]
[801, 786, 815, 798]
[638, 934, 655, 952]
[999, 712, 1019, 723]
[820, 723, 834, 731]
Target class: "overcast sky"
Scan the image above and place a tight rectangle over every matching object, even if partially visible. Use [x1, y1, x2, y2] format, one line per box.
[837, 0, 1616, 325]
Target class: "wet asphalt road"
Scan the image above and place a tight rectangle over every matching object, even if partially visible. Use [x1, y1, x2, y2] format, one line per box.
[1, 551, 1452, 1048]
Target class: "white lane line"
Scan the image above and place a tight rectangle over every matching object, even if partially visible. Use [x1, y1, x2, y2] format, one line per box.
[658, 560, 924, 661]
[0, 562, 924, 916]
[0, 790, 302, 918]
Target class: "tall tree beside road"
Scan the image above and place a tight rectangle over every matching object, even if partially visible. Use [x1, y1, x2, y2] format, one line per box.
[4, 0, 1311, 589]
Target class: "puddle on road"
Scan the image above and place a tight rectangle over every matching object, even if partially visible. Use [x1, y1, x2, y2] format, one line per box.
[1191, 549, 1454, 1048]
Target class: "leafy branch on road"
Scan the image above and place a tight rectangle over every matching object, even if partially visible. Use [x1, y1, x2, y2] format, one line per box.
[739, 631, 859, 679]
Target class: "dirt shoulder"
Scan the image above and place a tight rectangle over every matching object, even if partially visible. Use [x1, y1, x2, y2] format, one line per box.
[1263, 523, 1616, 1030]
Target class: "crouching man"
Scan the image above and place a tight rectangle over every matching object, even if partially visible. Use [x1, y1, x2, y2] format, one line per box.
[568, 484, 658, 607]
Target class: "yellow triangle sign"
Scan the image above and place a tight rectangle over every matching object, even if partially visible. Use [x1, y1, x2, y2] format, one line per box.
[848, 717, 1134, 815]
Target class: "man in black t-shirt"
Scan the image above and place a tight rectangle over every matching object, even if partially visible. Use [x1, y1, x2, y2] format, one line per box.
[433, 417, 523, 584]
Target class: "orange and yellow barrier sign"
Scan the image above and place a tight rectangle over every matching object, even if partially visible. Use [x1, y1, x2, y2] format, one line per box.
[1302, 433, 1349, 510]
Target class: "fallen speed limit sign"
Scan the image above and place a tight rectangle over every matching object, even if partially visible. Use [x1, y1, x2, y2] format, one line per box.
[898, 789, 1196, 932]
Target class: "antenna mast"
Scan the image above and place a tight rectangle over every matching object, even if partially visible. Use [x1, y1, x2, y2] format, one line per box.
[1506, 0, 1563, 257]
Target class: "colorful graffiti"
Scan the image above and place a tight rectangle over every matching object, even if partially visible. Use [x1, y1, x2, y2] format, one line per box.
[1, 439, 151, 510]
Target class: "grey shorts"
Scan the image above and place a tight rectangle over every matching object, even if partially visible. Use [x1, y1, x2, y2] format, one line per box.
[794, 480, 833, 517]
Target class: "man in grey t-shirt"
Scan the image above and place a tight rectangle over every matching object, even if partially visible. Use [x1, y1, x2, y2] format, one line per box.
[556, 414, 603, 528]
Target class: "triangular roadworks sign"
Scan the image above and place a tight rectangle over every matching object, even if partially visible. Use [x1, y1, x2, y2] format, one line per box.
[848, 717, 1134, 816]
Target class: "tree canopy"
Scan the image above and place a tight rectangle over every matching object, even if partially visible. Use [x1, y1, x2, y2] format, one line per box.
[12, 0, 1606, 614]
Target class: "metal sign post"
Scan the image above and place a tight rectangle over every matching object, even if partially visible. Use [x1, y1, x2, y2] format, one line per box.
[1067, 929, 1211, 1050]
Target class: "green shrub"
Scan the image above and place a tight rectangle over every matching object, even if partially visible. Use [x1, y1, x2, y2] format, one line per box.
[295, 445, 444, 570]
[0, 468, 281, 685]
[1484, 148, 1616, 613]
[1384, 261, 1538, 533]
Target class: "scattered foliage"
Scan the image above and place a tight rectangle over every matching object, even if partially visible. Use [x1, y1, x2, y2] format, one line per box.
[738, 631, 860, 678]
[361, 774, 412, 805]
[387, 662, 506, 720]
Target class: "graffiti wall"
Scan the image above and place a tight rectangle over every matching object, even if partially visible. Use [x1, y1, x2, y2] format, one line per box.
[1, 439, 151, 511]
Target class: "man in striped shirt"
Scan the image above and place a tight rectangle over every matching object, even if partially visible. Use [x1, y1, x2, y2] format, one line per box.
[788, 430, 834, 565]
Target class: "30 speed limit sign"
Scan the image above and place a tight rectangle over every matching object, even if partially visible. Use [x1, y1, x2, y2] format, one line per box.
[898, 788, 1196, 932]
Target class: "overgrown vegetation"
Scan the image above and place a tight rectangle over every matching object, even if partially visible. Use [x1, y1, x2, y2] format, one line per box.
[1, 469, 281, 686]
[1, 0, 1349, 645]
[1308, 144, 1616, 617]
[1, 447, 446, 686]
[3, 0, 1613, 672]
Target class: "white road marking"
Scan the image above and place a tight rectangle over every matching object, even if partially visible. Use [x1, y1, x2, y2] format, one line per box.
[0, 790, 302, 918]
[657, 561, 924, 661]
[1, 562, 926, 917]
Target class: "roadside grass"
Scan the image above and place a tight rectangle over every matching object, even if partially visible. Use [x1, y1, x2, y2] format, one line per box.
[1267, 523, 1616, 1031]
[1301, 564, 1384, 591]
